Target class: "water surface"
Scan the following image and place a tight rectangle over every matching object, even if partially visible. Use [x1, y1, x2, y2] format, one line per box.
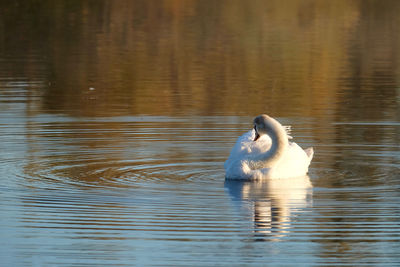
[0, 1, 399, 266]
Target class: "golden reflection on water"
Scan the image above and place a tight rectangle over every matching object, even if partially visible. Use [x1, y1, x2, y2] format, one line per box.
[0, 0, 398, 120]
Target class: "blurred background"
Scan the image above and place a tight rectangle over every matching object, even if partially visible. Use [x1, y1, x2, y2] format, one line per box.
[1, 0, 398, 119]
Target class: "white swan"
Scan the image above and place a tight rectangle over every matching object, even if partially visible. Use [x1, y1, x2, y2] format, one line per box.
[224, 114, 313, 180]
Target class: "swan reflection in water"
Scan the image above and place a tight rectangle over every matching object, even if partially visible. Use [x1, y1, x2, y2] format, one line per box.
[224, 175, 312, 241]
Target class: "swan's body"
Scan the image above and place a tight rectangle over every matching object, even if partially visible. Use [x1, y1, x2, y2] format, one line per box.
[224, 115, 313, 180]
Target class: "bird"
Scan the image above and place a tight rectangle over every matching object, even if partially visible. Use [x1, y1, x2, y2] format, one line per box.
[224, 114, 313, 180]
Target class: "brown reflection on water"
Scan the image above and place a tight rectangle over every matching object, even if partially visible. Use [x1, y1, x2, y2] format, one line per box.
[1, 0, 398, 119]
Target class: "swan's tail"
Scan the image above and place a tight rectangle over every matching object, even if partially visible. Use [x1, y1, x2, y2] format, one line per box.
[304, 147, 314, 161]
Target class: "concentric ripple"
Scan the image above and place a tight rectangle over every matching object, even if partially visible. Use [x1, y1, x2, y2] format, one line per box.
[2, 115, 234, 190]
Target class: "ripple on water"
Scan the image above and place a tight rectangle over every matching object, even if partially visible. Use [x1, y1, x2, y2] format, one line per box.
[1, 115, 399, 266]
[2, 116, 230, 191]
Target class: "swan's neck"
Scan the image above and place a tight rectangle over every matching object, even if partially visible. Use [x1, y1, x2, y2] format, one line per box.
[253, 123, 288, 169]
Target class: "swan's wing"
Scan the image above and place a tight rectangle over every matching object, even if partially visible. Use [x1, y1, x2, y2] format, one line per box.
[225, 130, 255, 170]
[229, 130, 254, 154]
[225, 129, 273, 178]
[228, 130, 271, 159]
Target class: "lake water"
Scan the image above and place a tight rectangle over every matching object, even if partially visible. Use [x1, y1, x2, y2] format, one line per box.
[0, 1, 399, 266]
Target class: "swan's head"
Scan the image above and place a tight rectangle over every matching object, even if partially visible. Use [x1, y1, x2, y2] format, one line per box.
[253, 114, 275, 141]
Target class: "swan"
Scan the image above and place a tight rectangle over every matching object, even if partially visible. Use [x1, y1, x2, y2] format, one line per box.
[224, 114, 313, 180]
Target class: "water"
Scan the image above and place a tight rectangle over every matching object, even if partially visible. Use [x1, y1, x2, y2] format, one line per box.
[1, 1, 399, 266]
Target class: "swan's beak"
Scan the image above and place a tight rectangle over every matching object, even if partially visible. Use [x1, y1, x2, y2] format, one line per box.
[253, 126, 260, 141]
[254, 133, 260, 141]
